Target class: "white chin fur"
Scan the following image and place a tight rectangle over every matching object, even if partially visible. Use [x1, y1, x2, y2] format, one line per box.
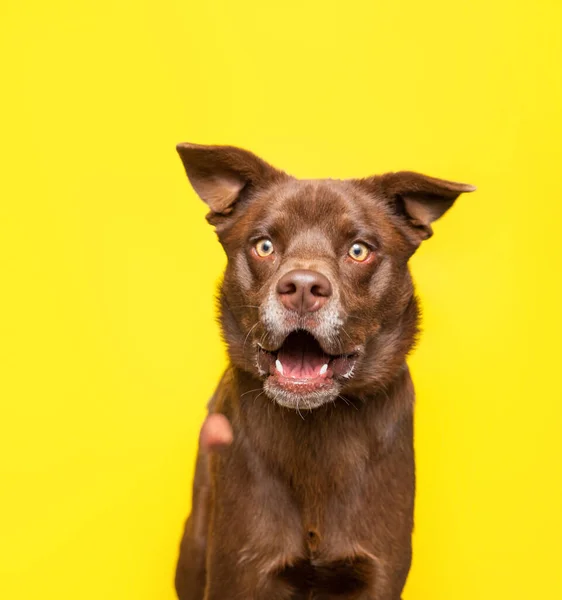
[263, 378, 340, 410]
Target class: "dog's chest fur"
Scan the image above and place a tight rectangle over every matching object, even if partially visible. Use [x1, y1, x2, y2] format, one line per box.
[212, 369, 415, 594]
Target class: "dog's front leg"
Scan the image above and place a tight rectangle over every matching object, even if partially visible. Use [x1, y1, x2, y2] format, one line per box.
[204, 543, 297, 600]
[354, 593, 403, 600]
[175, 449, 211, 600]
[354, 564, 409, 600]
[203, 549, 257, 600]
[203, 500, 298, 600]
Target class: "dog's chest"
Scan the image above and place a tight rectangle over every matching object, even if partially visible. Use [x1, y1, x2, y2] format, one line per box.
[238, 467, 376, 597]
[238, 421, 374, 565]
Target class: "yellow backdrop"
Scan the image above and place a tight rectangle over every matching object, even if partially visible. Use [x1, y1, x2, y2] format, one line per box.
[1, 1, 561, 598]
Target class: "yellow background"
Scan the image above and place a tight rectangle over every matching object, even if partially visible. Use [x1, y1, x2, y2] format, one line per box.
[1, 1, 561, 598]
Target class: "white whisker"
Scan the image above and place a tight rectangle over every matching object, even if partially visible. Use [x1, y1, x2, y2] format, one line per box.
[240, 387, 264, 398]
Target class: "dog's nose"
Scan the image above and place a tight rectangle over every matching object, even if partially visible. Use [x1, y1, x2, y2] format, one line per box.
[276, 269, 332, 314]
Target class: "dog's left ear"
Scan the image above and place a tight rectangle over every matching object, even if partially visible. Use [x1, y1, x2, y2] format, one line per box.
[176, 143, 286, 220]
[363, 171, 476, 244]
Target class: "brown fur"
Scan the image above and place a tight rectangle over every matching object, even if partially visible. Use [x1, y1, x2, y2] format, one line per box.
[174, 143, 474, 599]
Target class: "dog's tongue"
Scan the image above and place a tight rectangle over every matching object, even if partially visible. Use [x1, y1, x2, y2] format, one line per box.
[277, 331, 328, 379]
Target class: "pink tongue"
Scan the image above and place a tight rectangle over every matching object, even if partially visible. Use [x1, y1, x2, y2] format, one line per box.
[278, 335, 327, 379]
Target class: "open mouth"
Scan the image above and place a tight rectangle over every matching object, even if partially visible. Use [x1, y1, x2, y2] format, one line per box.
[258, 330, 357, 392]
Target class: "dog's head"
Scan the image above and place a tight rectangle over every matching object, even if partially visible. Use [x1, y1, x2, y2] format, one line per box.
[177, 143, 475, 410]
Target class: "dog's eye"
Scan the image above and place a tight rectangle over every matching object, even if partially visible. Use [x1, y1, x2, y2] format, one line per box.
[348, 242, 371, 262]
[254, 238, 274, 257]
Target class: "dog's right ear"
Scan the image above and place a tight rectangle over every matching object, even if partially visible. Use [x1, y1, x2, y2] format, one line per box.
[176, 143, 285, 221]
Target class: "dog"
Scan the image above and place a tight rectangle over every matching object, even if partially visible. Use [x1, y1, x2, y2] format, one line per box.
[174, 143, 475, 600]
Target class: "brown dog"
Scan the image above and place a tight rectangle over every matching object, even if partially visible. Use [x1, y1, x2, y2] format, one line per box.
[174, 143, 474, 600]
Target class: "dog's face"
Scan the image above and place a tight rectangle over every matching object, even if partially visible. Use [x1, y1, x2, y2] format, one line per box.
[177, 143, 474, 410]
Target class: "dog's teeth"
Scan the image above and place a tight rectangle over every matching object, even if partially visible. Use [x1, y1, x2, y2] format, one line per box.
[319, 363, 328, 375]
[275, 360, 284, 375]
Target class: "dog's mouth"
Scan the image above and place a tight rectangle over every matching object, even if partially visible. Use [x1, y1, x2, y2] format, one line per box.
[258, 330, 358, 391]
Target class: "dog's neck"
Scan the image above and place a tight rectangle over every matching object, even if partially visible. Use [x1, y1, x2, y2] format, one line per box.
[225, 365, 414, 485]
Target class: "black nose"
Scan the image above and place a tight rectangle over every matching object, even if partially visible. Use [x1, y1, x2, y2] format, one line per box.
[276, 269, 332, 314]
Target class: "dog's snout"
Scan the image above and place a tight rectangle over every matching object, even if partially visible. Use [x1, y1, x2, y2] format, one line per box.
[276, 269, 332, 314]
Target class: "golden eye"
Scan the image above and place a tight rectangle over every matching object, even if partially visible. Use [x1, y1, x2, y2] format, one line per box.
[348, 242, 371, 262]
[254, 238, 274, 257]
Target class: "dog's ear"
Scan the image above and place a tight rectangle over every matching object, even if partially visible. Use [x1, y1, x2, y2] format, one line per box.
[176, 143, 285, 219]
[363, 171, 476, 244]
